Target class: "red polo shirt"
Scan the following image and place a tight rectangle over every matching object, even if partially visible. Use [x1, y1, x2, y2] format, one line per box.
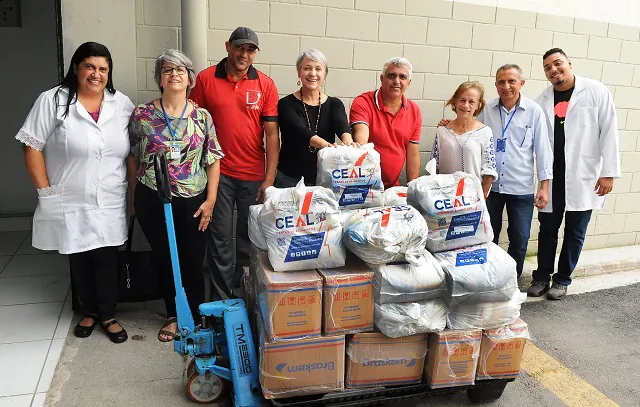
[349, 89, 422, 188]
[190, 58, 279, 181]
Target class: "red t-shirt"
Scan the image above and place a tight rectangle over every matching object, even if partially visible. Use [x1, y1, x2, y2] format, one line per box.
[349, 89, 422, 188]
[190, 59, 279, 181]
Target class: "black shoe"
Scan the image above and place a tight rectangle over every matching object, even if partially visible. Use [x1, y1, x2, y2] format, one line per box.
[74, 314, 98, 338]
[527, 280, 550, 297]
[101, 319, 128, 344]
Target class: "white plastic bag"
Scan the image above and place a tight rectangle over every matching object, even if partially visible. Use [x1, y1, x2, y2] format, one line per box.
[447, 291, 527, 330]
[383, 186, 408, 206]
[343, 205, 428, 265]
[316, 143, 384, 209]
[407, 172, 493, 252]
[374, 298, 447, 338]
[260, 178, 345, 271]
[434, 243, 518, 306]
[371, 250, 446, 304]
[249, 204, 268, 250]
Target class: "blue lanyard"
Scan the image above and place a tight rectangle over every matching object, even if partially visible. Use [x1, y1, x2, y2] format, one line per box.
[160, 99, 188, 141]
[498, 106, 517, 138]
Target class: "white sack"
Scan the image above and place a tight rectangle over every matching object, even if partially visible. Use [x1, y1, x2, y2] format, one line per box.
[371, 250, 446, 304]
[343, 205, 428, 265]
[383, 186, 408, 206]
[447, 291, 527, 330]
[374, 298, 447, 338]
[434, 243, 518, 306]
[407, 172, 493, 252]
[249, 204, 268, 250]
[316, 143, 384, 209]
[260, 178, 345, 271]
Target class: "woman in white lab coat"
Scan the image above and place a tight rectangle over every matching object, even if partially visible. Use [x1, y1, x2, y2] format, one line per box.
[16, 42, 134, 344]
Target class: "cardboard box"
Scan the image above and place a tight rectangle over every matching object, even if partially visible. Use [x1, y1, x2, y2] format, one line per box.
[318, 256, 374, 335]
[476, 319, 529, 380]
[424, 329, 482, 388]
[259, 322, 345, 399]
[346, 332, 427, 388]
[255, 250, 322, 342]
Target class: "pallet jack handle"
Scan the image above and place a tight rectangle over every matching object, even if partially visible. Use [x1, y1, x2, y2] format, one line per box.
[154, 147, 195, 333]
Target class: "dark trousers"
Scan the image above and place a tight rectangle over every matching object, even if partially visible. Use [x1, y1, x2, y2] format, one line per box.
[486, 192, 534, 277]
[533, 196, 592, 286]
[134, 182, 205, 318]
[69, 246, 119, 321]
[206, 174, 262, 297]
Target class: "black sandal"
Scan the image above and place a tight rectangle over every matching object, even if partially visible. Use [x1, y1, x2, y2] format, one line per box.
[74, 314, 98, 338]
[158, 317, 178, 342]
[101, 319, 128, 344]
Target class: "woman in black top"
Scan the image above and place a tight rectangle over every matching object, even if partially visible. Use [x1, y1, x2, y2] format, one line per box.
[276, 49, 356, 188]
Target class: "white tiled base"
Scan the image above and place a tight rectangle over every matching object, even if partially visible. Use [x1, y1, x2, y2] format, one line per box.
[0, 230, 73, 406]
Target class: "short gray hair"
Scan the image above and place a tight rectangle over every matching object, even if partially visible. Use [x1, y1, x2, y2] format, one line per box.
[296, 48, 329, 76]
[495, 64, 523, 79]
[154, 49, 196, 93]
[382, 57, 413, 80]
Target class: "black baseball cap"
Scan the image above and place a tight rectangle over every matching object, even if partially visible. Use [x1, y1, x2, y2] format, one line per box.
[229, 27, 260, 50]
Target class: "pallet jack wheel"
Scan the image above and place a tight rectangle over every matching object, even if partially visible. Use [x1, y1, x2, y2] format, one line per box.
[187, 372, 226, 404]
[467, 380, 508, 403]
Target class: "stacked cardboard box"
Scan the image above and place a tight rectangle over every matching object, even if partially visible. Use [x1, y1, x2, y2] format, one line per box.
[476, 319, 529, 380]
[424, 329, 482, 388]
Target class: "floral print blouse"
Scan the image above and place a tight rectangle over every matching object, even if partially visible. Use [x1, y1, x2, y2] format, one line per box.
[128, 100, 224, 198]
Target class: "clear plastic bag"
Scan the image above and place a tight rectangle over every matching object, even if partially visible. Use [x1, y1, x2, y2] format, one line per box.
[343, 205, 428, 265]
[447, 291, 527, 330]
[371, 250, 446, 304]
[434, 243, 518, 306]
[374, 298, 447, 338]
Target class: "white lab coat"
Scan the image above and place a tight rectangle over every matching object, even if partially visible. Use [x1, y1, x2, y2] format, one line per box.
[15, 86, 135, 254]
[535, 75, 620, 213]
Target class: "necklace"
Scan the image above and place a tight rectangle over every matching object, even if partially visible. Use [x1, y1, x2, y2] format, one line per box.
[300, 88, 321, 153]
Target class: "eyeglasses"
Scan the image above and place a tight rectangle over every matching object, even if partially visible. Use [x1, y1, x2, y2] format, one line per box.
[385, 72, 409, 81]
[161, 66, 188, 75]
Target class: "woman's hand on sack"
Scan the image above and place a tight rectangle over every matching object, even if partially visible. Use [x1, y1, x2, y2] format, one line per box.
[194, 199, 215, 231]
[340, 134, 360, 148]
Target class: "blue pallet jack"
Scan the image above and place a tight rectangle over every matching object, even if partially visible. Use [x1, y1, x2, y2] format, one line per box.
[154, 148, 265, 405]
[154, 148, 512, 405]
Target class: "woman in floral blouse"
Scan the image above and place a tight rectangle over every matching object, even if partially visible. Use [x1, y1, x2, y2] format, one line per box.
[128, 49, 224, 342]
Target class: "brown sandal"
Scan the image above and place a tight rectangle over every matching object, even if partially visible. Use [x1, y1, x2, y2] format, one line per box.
[158, 317, 178, 342]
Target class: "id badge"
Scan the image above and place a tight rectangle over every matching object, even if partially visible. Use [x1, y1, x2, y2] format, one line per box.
[170, 144, 181, 160]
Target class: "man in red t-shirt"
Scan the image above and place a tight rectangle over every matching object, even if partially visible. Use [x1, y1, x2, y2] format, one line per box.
[350, 57, 422, 188]
[190, 27, 279, 297]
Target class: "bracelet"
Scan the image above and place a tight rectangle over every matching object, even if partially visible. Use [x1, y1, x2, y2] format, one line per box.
[37, 185, 62, 197]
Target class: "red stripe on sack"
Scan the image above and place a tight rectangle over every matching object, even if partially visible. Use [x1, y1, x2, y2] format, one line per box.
[381, 208, 391, 227]
[398, 192, 407, 197]
[456, 178, 465, 196]
[301, 192, 313, 215]
[355, 152, 368, 166]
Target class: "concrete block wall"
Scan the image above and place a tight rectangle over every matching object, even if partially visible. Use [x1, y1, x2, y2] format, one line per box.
[127, 0, 640, 253]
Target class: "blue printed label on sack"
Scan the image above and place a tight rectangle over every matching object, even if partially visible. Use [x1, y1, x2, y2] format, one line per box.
[284, 232, 325, 263]
[455, 248, 488, 266]
[339, 186, 370, 206]
[445, 211, 482, 240]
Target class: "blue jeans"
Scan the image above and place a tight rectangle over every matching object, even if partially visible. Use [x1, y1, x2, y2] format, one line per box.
[486, 192, 534, 277]
[533, 203, 592, 286]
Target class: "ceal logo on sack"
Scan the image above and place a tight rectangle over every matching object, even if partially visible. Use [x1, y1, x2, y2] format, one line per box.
[455, 248, 488, 266]
[434, 178, 472, 211]
[275, 191, 325, 229]
[331, 152, 368, 180]
[362, 357, 416, 367]
[284, 232, 325, 262]
[446, 211, 482, 240]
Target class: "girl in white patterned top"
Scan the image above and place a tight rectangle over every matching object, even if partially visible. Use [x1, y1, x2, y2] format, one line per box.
[431, 81, 497, 199]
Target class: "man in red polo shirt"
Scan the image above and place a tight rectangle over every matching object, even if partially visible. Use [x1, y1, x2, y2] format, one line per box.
[190, 27, 279, 298]
[350, 57, 422, 188]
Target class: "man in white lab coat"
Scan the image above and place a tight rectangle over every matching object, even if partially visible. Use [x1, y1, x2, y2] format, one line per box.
[528, 48, 620, 300]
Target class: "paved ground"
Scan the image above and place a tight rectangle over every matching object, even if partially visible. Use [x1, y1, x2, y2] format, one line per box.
[45, 282, 640, 407]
